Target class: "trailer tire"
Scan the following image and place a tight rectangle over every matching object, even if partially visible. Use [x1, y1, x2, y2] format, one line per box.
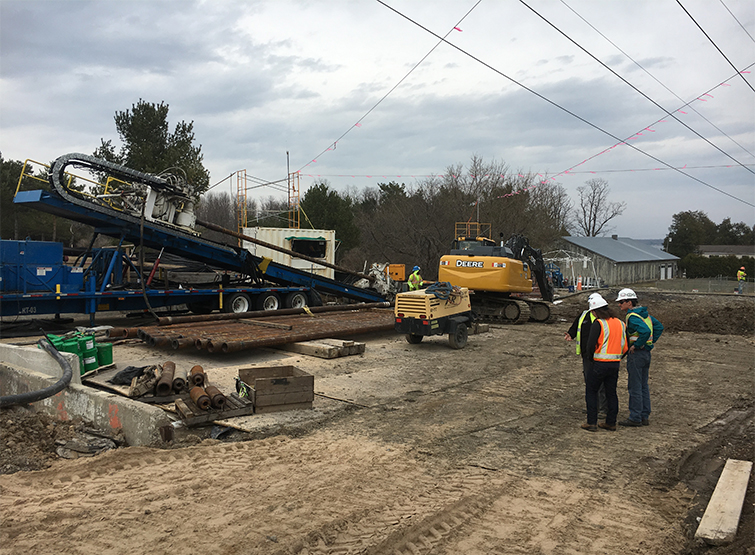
[285, 292, 308, 309]
[448, 324, 468, 349]
[256, 292, 281, 311]
[224, 292, 252, 313]
[406, 333, 423, 344]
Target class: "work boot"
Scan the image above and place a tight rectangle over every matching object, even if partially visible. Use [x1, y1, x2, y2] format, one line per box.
[581, 422, 597, 432]
[598, 423, 617, 431]
[642, 419, 649, 426]
[619, 418, 642, 427]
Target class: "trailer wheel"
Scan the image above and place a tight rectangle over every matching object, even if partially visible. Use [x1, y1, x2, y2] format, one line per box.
[285, 292, 308, 309]
[256, 292, 281, 311]
[406, 333, 423, 344]
[224, 292, 252, 313]
[448, 324, 468, 349]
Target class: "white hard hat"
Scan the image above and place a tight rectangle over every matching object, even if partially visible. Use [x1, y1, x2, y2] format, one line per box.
[616, 288, 637, 302]
[588, 293, 608, 311]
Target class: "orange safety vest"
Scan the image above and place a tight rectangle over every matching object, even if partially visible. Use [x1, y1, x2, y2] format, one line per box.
[594, 317, 628, 362]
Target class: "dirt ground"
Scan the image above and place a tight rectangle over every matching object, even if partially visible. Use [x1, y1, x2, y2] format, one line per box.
[1, 289, 753, 555]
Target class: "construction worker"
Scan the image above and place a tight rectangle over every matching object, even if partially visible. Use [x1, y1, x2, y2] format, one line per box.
[581, 293, 627, 432]
[615, 288, 664, 428]
[408, 265, 423, 291]
[564, 293, 608, 415]
[737, 266, 747, 295]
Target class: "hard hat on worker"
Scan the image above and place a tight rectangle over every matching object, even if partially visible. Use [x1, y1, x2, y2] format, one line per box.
[588, 293, 608, 311]
[413, 265, 420, 273]
[741, 266, 746, 270]
[616, 288, 637, 302]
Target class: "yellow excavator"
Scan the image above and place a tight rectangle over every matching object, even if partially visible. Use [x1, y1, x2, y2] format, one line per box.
[437, 222, 554, 324]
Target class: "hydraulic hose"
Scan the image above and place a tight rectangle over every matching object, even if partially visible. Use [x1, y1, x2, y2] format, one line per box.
[0, 338, 74, 408]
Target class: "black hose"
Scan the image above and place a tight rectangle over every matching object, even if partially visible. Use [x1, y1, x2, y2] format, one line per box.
[0, 338, 74, 408]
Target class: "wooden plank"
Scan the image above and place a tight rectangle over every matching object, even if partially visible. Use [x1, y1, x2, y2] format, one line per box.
[254, 390, 315, 407]
[695, 459, 753, 545]
[278, 341, 340, 358]
[254, 401, 313, 414]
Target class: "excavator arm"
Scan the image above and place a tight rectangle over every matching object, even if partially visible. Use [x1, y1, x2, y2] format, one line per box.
[504, 235, 555, 302]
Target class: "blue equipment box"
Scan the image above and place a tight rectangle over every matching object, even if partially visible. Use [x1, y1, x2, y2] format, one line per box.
[0, 240, 84, 293]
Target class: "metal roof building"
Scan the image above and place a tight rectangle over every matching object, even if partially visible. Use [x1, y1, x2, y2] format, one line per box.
[557, 235, 679, 286]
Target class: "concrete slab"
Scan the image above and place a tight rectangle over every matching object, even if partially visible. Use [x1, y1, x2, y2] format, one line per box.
[1, 344, 172, 446]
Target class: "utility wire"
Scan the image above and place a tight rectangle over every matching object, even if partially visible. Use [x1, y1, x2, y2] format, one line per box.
[719, 0, 755, 43]
[676, 0, 755, 93]
[520, 0, 753, 175]
[376, 0, 755, 207]
[560, 0, 754, 159]
[296, 0, 483, 173]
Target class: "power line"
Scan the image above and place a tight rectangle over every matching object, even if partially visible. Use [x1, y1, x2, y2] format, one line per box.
[676, 0, 755, 93]
[520, 0, 754, 175]
[560, 0, 754, 159]
[719, 0, 755, 43]
[296, 0, 484, 173]
[375, 0, 755, 208]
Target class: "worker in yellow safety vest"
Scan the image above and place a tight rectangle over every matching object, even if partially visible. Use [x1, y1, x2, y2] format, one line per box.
[580, 295, 627, 433]
[408, 266, 423, 291]
[737, 266, 747, 295]
[564, 293, 607, 415]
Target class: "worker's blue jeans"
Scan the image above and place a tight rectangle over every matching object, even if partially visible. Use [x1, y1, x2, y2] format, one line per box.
[626, 349, 652, 422]
[739, 280, 745, 294]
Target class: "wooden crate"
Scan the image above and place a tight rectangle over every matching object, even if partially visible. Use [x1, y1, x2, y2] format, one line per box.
[238, 365, 314, 413]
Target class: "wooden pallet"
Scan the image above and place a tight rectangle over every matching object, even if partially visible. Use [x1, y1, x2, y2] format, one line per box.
[278, 338, 365, 359]
[175, 392, 254, 426]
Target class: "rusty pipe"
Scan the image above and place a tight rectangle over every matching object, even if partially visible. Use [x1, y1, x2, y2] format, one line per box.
[155, 361, 176, 397]
[189, 386, 211, 410]
[171, 337, 197, 350]
[157, 301, 391, 326]
[204, 385, 226, 410]
[190, 365, 206, 387]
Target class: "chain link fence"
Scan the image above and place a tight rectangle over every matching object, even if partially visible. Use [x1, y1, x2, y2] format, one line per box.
[648, 277, 750, 294]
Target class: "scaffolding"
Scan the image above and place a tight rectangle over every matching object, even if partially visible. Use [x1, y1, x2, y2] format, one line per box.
[235, 169, 248, 245]
[288, 172, 300, 229]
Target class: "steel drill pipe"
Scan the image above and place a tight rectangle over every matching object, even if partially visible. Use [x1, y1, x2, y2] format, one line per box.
[155, 361, 176, 397]
[196, 219, 375, 283]
[172, 366, 188, 393]
[204, 385, 226, 410]
[190, 365, 206, 387]
[156, 301, 391, 326]
[189, 386, 211, 410]
[171, 338, 197, 350]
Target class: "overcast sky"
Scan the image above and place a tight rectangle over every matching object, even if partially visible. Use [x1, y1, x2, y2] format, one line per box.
[2, 0, 754, 240]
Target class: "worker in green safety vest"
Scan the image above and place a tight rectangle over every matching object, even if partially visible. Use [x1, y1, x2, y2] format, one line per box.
[408, 265, 423, 291]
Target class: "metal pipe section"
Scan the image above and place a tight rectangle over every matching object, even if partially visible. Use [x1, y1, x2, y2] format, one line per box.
[155, 361, 176, 396]
[190, 365, 206, 387]
[156, 301, 391, 326]
[197, 219, 375, 283]
[204, 385, 226, 410]
[172, 366, 188, 393]
[189, 386, 211, 410]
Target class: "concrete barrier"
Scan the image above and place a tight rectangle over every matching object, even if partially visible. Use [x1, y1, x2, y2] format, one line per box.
[1, 344, 173, 446]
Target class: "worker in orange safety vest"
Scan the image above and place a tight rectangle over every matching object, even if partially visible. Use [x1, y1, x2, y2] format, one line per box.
[580, 294, 627, 432]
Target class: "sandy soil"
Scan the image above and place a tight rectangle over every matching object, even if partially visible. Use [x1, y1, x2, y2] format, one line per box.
[1, 290, 753, 555]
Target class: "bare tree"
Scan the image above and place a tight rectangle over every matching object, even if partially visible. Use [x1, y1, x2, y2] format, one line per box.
[574, 178, 626, 237]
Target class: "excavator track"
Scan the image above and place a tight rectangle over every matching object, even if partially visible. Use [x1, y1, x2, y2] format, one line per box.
[471, 296, 552, 324]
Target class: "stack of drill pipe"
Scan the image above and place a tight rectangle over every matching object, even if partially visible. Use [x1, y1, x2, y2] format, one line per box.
[190, 365, 207, 387]
[189, 386, 211, 410]
[155, 361, 176, 397]
[204, 385, 227, 410]
[172, 366, 188, 393]
[156, 301, 391, 326]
